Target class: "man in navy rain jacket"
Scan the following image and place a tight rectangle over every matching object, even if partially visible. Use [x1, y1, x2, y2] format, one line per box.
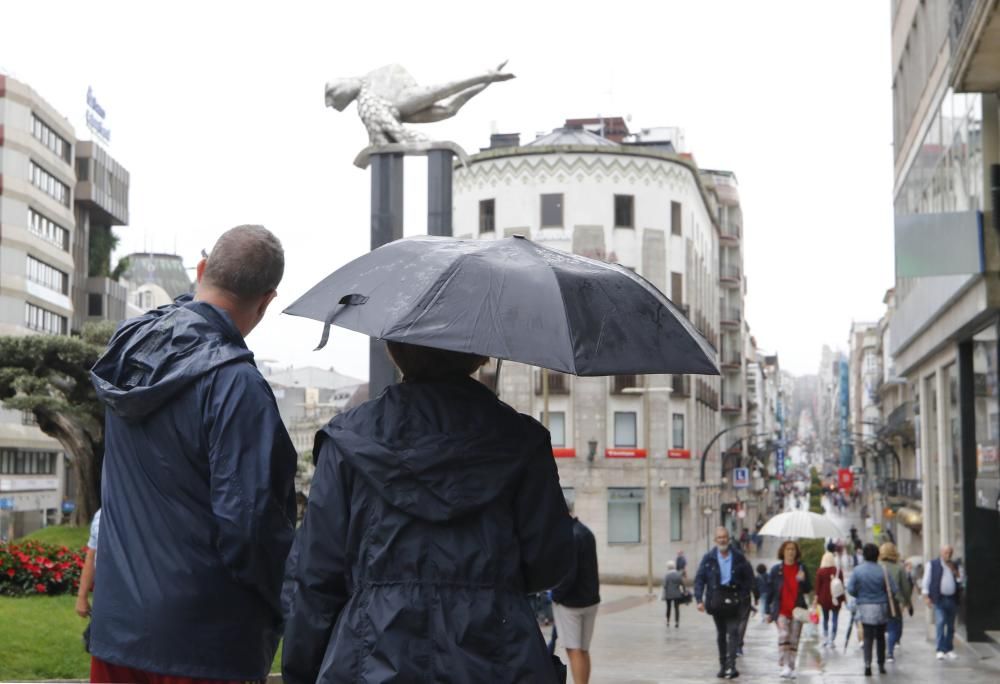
[89, 225, 297, 683]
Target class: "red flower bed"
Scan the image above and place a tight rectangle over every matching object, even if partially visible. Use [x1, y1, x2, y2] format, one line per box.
[0, 540, 85, 596]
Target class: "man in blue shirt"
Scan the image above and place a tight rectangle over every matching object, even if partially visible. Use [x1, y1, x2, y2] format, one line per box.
[695, 527, 754, 679]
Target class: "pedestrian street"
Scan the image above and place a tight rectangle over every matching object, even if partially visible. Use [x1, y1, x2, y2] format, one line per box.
[574, 583, 1000, 683]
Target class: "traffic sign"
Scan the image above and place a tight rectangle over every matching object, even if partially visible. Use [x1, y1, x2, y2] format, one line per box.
[733, 467, 750, 489]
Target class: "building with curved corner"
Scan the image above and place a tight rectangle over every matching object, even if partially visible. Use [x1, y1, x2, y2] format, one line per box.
[454, 124, 735, 580]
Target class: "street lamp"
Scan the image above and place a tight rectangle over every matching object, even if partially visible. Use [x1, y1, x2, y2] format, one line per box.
[622, 382, 673, 596]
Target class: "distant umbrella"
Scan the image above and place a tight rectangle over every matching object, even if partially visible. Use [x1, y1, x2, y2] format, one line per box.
[284, 235, 718, 376]
[758, 511, 844, 539]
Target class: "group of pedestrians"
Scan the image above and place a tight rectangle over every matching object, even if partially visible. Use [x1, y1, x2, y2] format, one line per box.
[79, 225, 596, 684]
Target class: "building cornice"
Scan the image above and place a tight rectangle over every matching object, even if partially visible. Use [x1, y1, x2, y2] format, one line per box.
[461, 144, 721, 235]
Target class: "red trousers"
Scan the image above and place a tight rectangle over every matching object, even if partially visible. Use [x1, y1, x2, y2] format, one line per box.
[90, 657, 264, 684]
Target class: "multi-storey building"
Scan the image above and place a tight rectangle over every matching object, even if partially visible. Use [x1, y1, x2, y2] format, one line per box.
[453, 122, 725, 579]
[0, 75, 129, 538]
[888, 0, 1000, 643]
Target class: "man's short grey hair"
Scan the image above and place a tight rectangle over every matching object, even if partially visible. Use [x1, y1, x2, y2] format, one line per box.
[203, 225, 284, 300]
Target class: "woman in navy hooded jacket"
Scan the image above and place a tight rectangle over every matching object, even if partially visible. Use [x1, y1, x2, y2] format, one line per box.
[282, 342, 576, 684]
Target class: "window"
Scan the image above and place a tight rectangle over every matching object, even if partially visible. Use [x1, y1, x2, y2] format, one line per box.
[478, 199, 495, 233]
[88, 293, 103, 317]
[608, 487, 643, 543]
[76, 158, 90, 181]
[27, 208, 69, 250]
[25, 302, 67, 335]
[671, 272, 683, 306]
[670, 487, 690, 541]
[540, 193, 563, 227]
[540, 411, 566, 447]
[614, 411, 637, 447]
[26, 256, 68, 294]
[29, 161, 70, 206]
[0, 449, 57, 475]
[31, 114, 71, 162]
[672, 413, 685, 449]
[671, 201, 682, 235]
[610, 374, 639, 394]
[614, 194, 634, 228]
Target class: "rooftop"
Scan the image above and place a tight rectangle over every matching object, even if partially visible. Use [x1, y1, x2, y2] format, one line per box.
[266, 366, 364, 391]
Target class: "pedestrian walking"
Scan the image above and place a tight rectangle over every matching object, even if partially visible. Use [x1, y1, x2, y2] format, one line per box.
[552, 516, 601, 684]
[765, 540, 813, 679]
[89, 226, 298, 684]
[662, 561, 686, 627]
[846, 543, 898, 676]
[281, 341, 576, 684]
[694, 526, 754, 679]
[755, 563, 771, 624]
[75, 508, 101, 654]
[879, 542, 911, 662]
[921, 544, 963, 661]
[814, 551, 845, 649]
[740, 528, 751, 555]
[676, 550, 688, 578]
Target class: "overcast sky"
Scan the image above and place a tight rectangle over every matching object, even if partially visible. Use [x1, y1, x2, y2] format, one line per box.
[1, 0, 894, 379]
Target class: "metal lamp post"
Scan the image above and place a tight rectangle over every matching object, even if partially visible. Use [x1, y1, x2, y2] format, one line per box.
[623, 381, 673, 595]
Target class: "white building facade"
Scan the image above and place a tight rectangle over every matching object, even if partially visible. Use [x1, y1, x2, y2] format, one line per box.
[453, 128, 725, 580]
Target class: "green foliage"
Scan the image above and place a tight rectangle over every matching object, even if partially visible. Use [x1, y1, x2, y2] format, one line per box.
[0, 594, 282, 680]
[111, 256, 130, 282]
[87, 225, 119, 278]
[800, 538, 824, 586]
[17, 526, 90, 550]
[0, 331, 111, 523]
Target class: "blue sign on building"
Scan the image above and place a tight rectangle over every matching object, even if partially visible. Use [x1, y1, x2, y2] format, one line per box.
[0, 498, 14, 511]
[839, 358, 853, 468]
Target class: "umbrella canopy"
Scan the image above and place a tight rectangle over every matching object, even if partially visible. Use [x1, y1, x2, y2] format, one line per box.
[284, 235, 718, 376]
[758, 511, 844, 539]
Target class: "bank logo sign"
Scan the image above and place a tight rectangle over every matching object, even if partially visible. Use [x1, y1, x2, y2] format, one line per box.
[86, 86, 111, 145]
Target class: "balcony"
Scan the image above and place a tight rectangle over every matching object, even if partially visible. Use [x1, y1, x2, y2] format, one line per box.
[950, 0, 1000, 93]
[720, 222, 740, 242]
[719, 263, 741, 286]
[721, 393, 742, 413]
[720, 305, 741, 326]
[611, 374, 640, 394]
[535, 369, 570, 395]
[720, 353, 742, 372]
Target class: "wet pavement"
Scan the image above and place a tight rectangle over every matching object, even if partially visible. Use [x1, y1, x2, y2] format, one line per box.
[564, 500, 1000, 682]
[568, 583, 1000, 683]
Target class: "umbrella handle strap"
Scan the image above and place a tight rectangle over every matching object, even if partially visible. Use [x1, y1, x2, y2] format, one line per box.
[314, 295, 370, 351]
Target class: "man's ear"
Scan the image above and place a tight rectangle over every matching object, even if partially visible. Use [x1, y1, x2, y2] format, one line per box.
[196, 258, 207, 283]
[258, 290, 278, 317]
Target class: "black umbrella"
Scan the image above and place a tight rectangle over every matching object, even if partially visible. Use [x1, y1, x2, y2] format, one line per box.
[284, 235, 718, 376]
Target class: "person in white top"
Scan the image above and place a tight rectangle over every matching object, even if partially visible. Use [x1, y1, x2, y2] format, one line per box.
[921, 544, 963, 660]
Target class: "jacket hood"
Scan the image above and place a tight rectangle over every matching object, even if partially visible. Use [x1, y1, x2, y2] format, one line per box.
[90, 295, 254, 420]
[319, 377, 546, 522]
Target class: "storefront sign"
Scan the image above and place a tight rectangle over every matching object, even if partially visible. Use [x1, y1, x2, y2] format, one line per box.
[605, 448, 646, 458]
[838, 468, 854, 492]
[608, 487, 645, 502]
[733, 467, 750, 489]
[0, 498, 13, 511]
[667, 449, 691, 459]
[978, 444, 999, 476]
[552, 448, 576, 458]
